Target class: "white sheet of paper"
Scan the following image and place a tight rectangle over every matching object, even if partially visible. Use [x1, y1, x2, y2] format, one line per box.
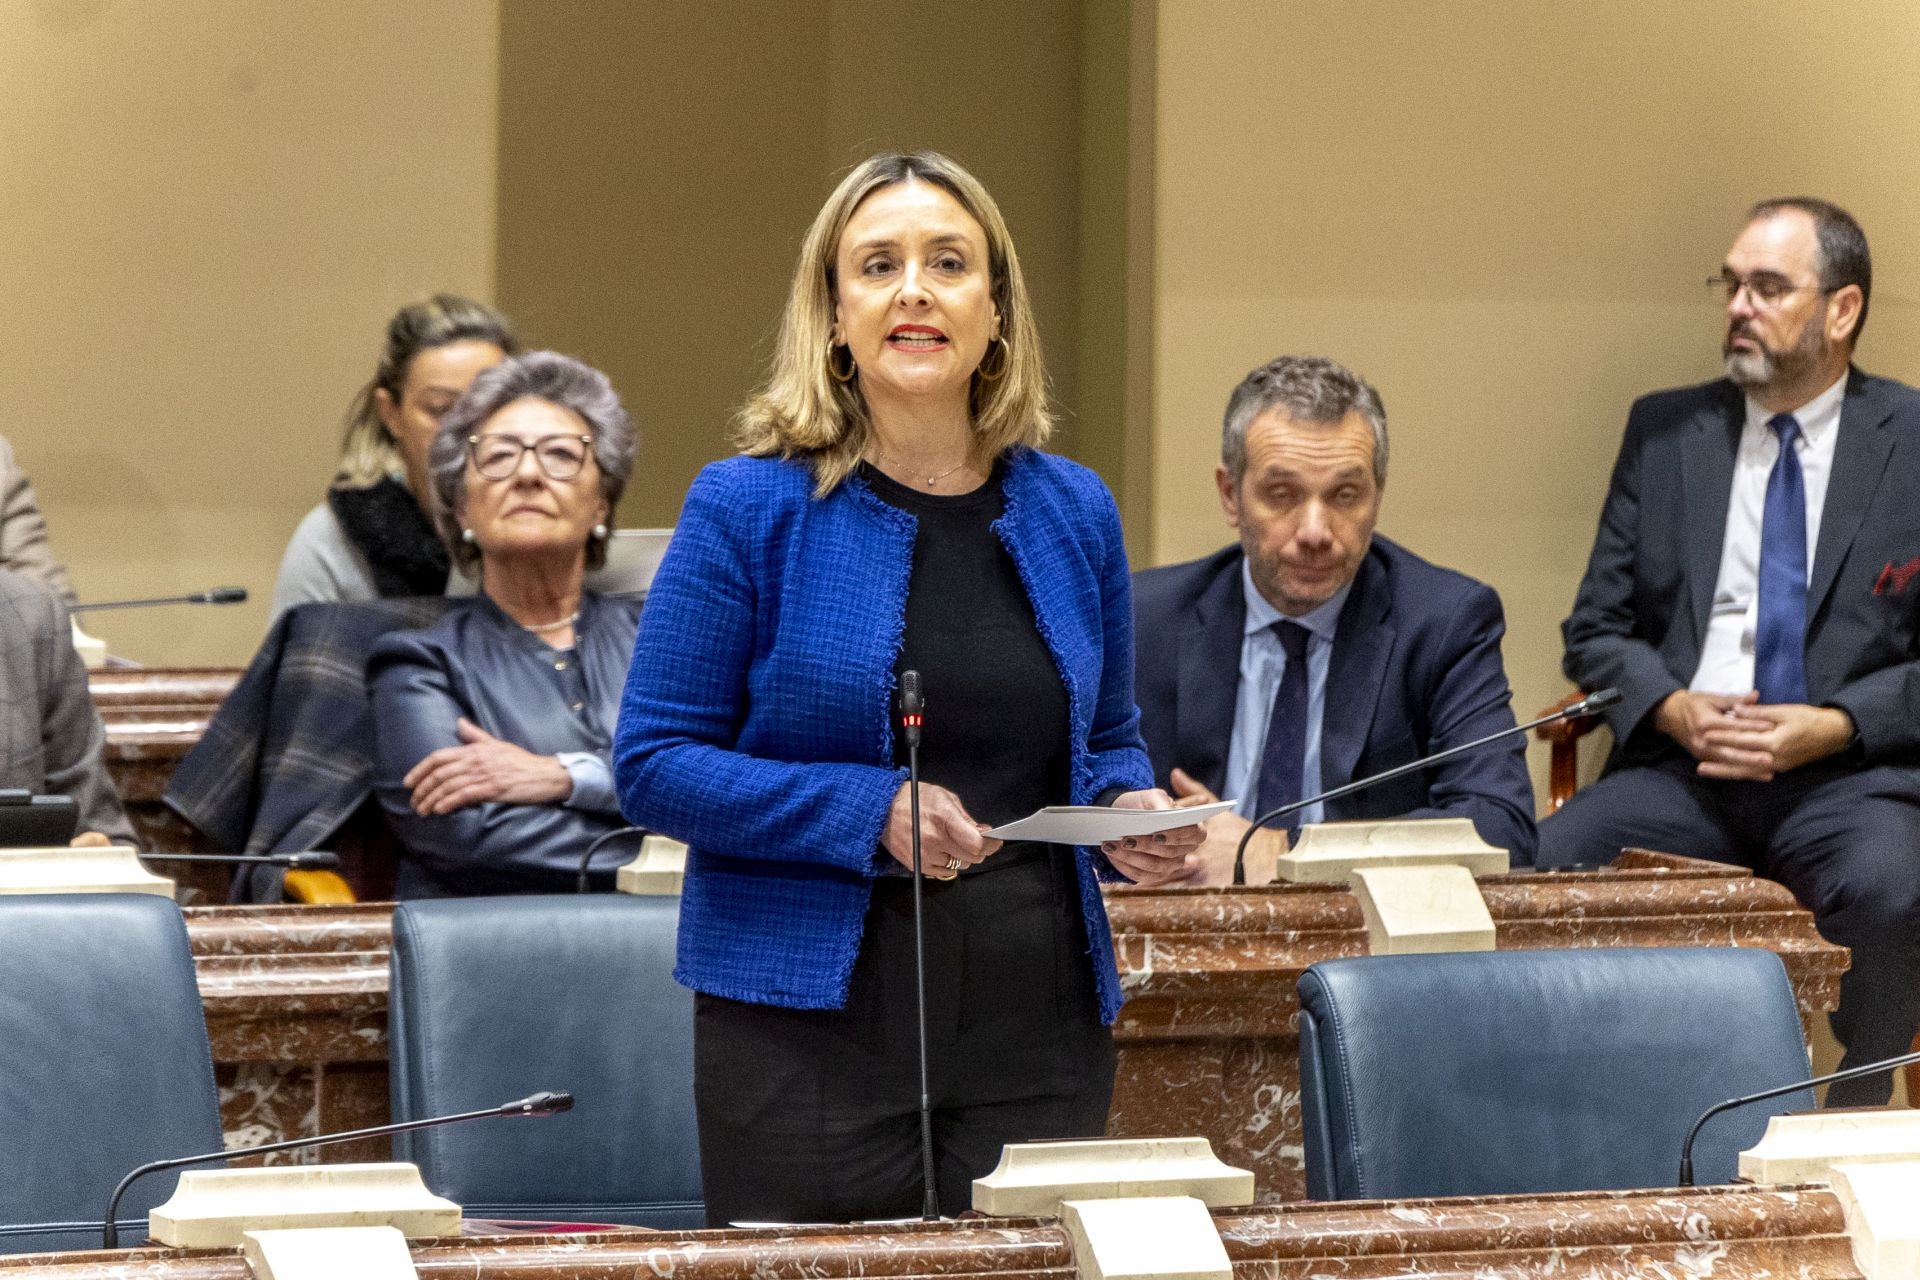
[984, 801, 1235, 844]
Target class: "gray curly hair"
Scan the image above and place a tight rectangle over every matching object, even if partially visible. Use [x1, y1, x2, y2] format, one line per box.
[427, 350, 637, 575]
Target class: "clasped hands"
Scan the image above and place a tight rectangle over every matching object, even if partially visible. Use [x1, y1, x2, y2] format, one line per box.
[404, 717, 573, 815]
[1655, 689, 1855, 782]
[879, 781, 1207, 886]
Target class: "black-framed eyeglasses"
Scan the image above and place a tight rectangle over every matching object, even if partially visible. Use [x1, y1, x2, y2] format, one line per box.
[1706, 270, 1827, 309]
[467, 434, 595, 480]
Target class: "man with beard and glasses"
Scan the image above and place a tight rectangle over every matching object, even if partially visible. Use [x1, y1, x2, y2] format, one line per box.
[1132, 355, 1537, 886]
[1540, 198, 1920, 1105]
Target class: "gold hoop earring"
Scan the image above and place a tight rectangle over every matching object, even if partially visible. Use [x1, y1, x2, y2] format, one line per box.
[975, 335, 1010, 383]
[827, 341, 857, 384]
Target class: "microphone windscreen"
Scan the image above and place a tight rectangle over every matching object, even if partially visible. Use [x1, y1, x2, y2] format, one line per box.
[513, 1090, 575, 1115]
[1582, 687, 1624, 711]
[204, 587, 249, 604]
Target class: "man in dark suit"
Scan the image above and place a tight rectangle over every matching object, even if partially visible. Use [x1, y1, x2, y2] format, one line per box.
[1133, 355, 1536, 886]
[1540, 198, 1920, 1105]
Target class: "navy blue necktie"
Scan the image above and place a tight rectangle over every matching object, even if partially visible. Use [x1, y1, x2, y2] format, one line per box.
[1255, 621, 1311, 824]
[1754, 413, 1809, 704]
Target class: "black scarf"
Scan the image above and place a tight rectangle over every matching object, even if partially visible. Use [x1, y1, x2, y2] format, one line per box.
[327, 477, 451, 598]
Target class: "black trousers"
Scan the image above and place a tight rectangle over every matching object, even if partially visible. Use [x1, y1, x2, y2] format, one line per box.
[692, 849, 1116, 1225]
[1537, 756, 1920, 1106]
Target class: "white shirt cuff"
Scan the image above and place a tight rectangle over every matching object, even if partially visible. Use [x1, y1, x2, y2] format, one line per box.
[557, 752, 616, 813]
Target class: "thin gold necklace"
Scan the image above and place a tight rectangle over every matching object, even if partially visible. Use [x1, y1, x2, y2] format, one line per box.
[873, 450, 969, 488]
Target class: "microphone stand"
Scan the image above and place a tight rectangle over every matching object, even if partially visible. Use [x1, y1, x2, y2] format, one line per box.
[1231, 688, 1623, 884]
[137, 852, 341, 871]
[576, 825, 648, 893]
[1676, 1049, 1920, 1186]
[71, 588, 249, 613]
[899, 670, 940, 1221]
[102, 1090, 573, 1247]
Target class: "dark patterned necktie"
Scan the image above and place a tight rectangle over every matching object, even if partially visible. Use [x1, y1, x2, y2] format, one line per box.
[1255, 621, 1311, 824]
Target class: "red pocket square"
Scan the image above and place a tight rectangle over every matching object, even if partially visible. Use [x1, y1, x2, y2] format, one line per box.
[1873, 556, 1920, 596]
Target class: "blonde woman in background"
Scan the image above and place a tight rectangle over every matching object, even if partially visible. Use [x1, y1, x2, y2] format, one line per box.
[270, 295, 515, 621]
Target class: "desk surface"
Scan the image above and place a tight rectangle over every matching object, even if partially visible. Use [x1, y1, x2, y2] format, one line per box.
[0, 1184, 1859, 1278]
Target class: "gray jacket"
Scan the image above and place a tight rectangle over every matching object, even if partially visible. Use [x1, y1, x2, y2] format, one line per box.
[0, 569, 135, 844]
[0, 435, 75, 605]
[368, 589, 642, 897]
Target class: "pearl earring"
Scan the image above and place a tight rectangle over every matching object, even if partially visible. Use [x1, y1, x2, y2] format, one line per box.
[591, 523, 608, 540]
[461, 528, 475, 544]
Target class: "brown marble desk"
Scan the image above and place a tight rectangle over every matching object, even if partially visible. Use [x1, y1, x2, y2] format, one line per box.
[186, 852, 1848, 1201]
[95, 667, 238, 905]
[0, 1184, 1861, 1278]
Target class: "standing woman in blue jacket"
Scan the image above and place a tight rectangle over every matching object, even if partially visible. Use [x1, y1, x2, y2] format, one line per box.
[614, 151, 1203, 1224]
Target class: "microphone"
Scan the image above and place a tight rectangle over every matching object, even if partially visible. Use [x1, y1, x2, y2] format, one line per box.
[71, 587, 248, 614]
[136, 851, 341, 870]
[1676, 1050, 1920, 1186]
[900, 670, 924, 749]
[1231, 686, 1624, 883]
[898, 669, 938, 1220]
[102, 1090, 574, 1247]
[576, 825, 649, 893]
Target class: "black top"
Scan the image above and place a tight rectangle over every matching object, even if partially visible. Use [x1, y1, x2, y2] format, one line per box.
[860, 462, 1071, 872]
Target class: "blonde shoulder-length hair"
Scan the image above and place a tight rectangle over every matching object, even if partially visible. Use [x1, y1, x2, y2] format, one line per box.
[734, 151, 1052, 494]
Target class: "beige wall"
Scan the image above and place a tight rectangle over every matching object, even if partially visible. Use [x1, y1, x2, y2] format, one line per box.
[496, 0, 1085, 532]
[0, 0, 499, 665]
[2, 1, 1081, 664]
[1148, 0, 1920, 806]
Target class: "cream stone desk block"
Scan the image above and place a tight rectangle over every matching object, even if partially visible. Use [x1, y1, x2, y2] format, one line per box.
[617, 835, 688, 895]
[0, 845, 173, 896]
[1270, 816, 1508, 884]
[1350, 864, 1497, 955]
[1830, 1161, 1920, 1279]
[1740, 1109, 1920, 1184]
[70, 618, 107, 667]
[150, 1162, 460, 1248]
[241, 1226, 418, 1280]
[1060, 1197, 1230, 1280]
[972, 1137, 1254, 1217]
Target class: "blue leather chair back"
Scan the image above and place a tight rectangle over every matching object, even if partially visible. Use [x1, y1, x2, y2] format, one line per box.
[388, 895, 701, 1227]
[0, 895, 224, 1254]
[1297, 947, 1814, 1200]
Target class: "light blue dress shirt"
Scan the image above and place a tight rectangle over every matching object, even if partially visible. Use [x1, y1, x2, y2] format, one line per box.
[1224, 559, 1351, 821]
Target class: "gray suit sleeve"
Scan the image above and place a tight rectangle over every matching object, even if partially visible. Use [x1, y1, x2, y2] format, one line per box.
[0, 436, 77, 606]
[13, 578, 136, 845]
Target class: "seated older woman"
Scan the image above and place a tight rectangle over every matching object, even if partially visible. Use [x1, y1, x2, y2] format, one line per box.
[368, 351, 641, 898]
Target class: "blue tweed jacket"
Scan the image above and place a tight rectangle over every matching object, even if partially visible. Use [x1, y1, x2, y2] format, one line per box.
[614, 448, 1152, 1022]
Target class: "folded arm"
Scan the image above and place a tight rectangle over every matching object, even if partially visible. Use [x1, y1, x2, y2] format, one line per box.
[371, 653, 625, 884]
